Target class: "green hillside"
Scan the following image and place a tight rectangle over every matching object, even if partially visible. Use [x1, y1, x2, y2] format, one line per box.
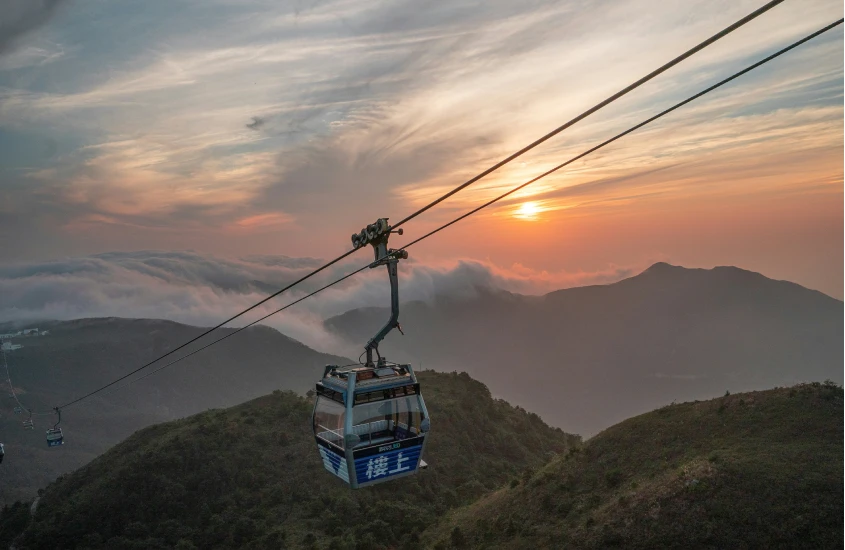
[422, 382, 843, 549]
[3, 371, 577, 549]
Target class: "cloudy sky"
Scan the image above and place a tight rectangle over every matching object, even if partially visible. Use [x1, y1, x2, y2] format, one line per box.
[0, 0, 842, 335]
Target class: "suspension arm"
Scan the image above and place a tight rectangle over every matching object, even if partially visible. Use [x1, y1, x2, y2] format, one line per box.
[351, 218, 407, 366]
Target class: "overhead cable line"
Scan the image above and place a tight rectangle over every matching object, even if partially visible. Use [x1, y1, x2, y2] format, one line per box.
[398, 18, 845, 250]
[87, 17, 843, 398]
[1, 348, 28, 414]
[90, 264, 373, 402]
[389, 0, 787, 230]
[50, 0, 792, 410]
[47, 0, 772, 409]
[55, 248, 359, 409]
[1, 348, 51, 419]
[78, 0, 785, 406]
[56, 0, 783, 412]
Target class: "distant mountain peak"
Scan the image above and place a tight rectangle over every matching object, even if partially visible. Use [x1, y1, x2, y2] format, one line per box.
[639, 262, 768, 283]
[644, 261, 681, 273]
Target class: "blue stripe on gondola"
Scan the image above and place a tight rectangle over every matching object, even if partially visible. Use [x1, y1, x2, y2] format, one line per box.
[353, 445, 421, 483]
[318, 445, 349, 483]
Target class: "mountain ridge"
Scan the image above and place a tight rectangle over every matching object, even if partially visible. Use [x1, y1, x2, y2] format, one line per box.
[325, 263, 843, 435]
[543, 262, 839, 302]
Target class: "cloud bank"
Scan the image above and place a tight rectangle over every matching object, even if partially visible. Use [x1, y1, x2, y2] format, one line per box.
[0, 250, 639, 353]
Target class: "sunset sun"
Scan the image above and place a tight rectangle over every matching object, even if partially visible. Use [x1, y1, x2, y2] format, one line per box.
[514, 201, 542, 220]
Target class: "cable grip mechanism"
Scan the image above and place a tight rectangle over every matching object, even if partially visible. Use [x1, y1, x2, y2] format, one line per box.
[350, 218, 407, 366]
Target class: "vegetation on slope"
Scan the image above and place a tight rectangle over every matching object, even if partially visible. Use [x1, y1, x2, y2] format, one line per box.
[423, 382, 843, 549]
[4, 371, 577, 549]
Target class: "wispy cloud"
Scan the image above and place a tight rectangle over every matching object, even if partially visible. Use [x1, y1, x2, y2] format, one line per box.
[0, 0, 841, 296]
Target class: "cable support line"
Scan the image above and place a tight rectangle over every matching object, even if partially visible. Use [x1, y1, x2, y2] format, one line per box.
[398, 18, 844, 251]
[0, 348, 49, 417]
[83, 16, 842, 399]
[51, 0, 788, 411]
[89, 264, 373, 402]
[1, 348, 28, 414]
[56, 247, 360, 410]
[389, 0, 787, 230]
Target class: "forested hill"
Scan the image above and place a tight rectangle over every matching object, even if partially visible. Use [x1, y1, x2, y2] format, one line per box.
[2, 376, 839, 549]
[423, 382, 843, 549]
[1, 371, 578, 549]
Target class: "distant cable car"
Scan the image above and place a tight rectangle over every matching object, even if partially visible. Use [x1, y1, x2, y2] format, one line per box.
[21, 409, 33, 430]
[46, 408, 63, 447]
[312, 218, 430, 488]
[46, 428, 63, 446]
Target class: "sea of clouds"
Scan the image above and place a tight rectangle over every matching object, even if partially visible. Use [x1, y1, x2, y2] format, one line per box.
[0, 250, 636, 354]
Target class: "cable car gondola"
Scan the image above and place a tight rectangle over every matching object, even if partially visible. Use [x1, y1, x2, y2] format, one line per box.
[21, 409, 33, 430]
[46, 428, 63, 446]
[46, 408, 63, 447]
[312, 218, 430, 488]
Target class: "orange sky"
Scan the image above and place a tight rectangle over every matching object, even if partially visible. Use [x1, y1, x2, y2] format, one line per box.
[0, 0, 842, 300]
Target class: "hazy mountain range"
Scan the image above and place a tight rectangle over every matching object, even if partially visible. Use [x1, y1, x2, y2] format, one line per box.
[0, 261, 839, 502]
[326, 262, 843, 435]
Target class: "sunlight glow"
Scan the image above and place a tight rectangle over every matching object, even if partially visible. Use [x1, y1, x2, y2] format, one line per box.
[513, 201, 543, 221]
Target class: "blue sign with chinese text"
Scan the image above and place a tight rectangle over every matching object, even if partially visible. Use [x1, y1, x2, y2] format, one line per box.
[353, 444, 422, 483]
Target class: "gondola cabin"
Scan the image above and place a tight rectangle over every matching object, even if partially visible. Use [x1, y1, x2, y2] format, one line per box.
[315, 217, 430, 488]
[46, 427, 63, 447]
[313, 362, 430, 488]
